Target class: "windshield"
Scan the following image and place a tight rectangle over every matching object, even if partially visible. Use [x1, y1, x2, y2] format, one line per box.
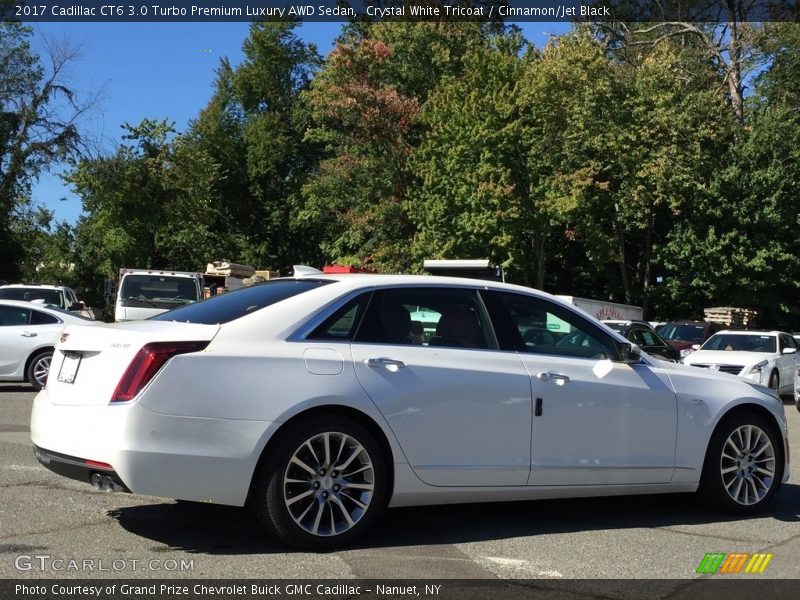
[151, 278, 333, 324]
[0, 287, 64, 308]
[120, 274, 200, 310]
[658, 323, 706, 343]
[701, 334, 777, 353]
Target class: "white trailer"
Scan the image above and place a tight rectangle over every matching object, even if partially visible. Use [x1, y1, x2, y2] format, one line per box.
[556, 296, 643, 322]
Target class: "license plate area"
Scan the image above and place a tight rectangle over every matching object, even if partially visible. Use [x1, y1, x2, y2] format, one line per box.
[57, 352, 82, 384]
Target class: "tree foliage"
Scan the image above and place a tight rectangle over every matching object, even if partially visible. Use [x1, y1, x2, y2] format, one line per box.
[15, 20, 800, 328]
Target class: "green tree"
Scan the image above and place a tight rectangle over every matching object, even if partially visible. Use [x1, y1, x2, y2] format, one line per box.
[301, 22, 495, 271]
[411, 32, 538, 283]
[0, 23, 89, 279]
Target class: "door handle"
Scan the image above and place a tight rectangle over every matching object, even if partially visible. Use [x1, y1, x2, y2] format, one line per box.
[536, 372, 570, 384]
[21, 332, 37, 337]
[365, 357, 406, 370]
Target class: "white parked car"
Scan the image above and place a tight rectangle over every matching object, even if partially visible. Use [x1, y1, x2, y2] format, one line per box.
[0, 300, 92, 390]
[30, 275, 789, 549]
[0, 283, 83, 313]
[683, 330, 800, 395]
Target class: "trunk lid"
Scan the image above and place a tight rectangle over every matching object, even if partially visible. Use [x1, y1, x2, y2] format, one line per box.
[47, 320, 220, 405]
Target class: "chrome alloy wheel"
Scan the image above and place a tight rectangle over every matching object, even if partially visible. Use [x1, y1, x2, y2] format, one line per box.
[282, 431, 375, 537]
[32, 354, 51, 388]
[720, 424, 776, 506]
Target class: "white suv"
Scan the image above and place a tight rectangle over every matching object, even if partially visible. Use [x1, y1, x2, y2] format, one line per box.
[0, 284, 83, 313]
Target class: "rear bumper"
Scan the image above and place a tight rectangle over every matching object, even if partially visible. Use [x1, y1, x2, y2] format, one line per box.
[30, 389, 276, 506]
[33, 445, 130, 492]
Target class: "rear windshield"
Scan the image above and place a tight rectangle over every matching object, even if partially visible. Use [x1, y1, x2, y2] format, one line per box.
[151, 279, 333, 324]
[658, 323, 706, 342]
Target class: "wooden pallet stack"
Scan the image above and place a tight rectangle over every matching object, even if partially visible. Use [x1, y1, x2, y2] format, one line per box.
[703, 306, 758, 329]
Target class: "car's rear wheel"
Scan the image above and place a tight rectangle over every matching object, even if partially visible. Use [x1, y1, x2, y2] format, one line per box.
[252, 415, 386, 550]
[26, 350, 53, 391]
[698, 411, 781, 514]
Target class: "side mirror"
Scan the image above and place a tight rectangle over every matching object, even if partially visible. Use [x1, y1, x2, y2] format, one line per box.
[69, 302, 82, 311]
[691, 344, 701, 350]
[615, 341, 641, 364]
[782, 347, 797, 355]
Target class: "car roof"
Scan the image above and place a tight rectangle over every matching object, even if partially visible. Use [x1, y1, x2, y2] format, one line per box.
[0, 299, 61, 312]
[290, 273, 546, 294]
[713, 330, 784, 336]
[0, 283, 69, 290]
[0, 299, 87, 319]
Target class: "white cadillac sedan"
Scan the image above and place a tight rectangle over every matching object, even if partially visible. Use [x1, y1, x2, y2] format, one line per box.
[31, 275, 789, 549]
[683, 330, 800, 396]
[0, 300, 92, 390]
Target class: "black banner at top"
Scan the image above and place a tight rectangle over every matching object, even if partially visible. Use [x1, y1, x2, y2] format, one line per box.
[2, 0, 799, 23]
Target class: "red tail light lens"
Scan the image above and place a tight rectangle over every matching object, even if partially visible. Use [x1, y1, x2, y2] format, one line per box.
[111, 341, 208, 403]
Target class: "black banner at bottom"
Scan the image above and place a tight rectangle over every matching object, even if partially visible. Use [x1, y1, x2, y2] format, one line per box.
[1, 580, 798, 600]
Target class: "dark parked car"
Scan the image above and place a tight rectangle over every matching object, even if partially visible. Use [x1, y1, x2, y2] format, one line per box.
[657, 321, 725, 359]
[602, 320, 680, 362]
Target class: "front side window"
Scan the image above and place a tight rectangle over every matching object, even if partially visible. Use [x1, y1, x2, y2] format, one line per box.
[355, 287, 496, 350]
[489, 291, 618, 360]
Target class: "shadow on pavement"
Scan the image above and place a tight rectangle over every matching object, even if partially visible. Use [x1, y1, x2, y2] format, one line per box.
[107, 483, 800, 555]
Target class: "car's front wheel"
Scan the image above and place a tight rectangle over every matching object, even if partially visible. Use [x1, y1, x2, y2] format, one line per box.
[698, 411, 781, 514]
[26, 350, 53, 391]
[252, 415, 387, 550]
[768, 370, 780, 394]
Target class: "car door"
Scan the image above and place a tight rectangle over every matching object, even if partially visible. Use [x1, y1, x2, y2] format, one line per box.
[0, 305, 37, 377]
[351, 286, 533, 487]
[484, 291, 678, 486]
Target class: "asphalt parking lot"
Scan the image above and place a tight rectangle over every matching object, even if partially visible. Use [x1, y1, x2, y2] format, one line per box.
[2, 383, 799, 581]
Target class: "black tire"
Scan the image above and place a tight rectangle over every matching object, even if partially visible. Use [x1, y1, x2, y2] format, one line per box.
[698, 411, 782, 515]
[26, 350, 53, 391]
[768, 370, 779, 394]
[252, 415, 387, 550]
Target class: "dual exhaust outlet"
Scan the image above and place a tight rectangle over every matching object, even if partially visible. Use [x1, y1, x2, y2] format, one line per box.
[90, 472, 123, 493]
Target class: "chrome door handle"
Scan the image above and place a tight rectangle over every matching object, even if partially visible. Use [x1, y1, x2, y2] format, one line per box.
[537, 372, 570, 384]
[21, 332, 37, 337]
[365, 357, 406, 370]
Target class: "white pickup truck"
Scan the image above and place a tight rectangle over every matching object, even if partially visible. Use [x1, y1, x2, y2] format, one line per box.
[110, 269, 204, 322]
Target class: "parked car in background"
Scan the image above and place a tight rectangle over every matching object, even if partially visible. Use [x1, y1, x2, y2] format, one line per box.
[31, 275, 789, 549]
[0, 300, 92, 390]
[602, 320, 680, 362]
[684, 330, 800, 395]
[658, 320, 725, 359]
[0, 284, 83, 313]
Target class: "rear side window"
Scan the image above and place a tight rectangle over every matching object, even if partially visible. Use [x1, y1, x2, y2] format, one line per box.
[308, 292, 372, 341]
[355, 287, 496, 350]
[30, 310, 60, 325]
[152, 279, 333, 324]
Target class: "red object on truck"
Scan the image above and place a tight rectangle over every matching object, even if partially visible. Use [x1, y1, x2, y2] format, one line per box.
[322, 265, 376, 274]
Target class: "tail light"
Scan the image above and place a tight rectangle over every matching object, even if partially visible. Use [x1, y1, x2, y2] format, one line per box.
[111, 341, 208, 402]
